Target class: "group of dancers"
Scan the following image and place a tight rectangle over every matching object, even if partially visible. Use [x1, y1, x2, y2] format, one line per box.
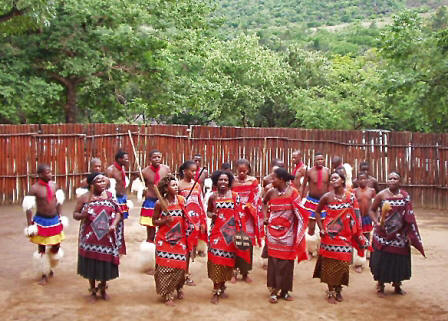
[21, 149, 425, 305]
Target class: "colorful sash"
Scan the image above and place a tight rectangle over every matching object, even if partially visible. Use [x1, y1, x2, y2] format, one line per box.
[30, 214, 65, 245]
[38, 179, 54, 203]
[114, 162, 126, 185]
[303, 195, 326, 219]
[292, 162, 304, 176]
[140, 197, 157, 226]
[116, 194, 129, 219]
[150, 165, 161, 185]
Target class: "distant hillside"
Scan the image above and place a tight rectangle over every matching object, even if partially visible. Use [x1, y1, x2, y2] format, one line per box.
[213, 0, 448, 32]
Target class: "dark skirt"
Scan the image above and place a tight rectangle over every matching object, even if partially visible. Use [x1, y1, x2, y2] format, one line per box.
[369, 249, 411, 283]
[235, 246, 253, 275]
[267, 256, 294, 292]
[313, 256, 349, 287]
[77, 255, 119, 282]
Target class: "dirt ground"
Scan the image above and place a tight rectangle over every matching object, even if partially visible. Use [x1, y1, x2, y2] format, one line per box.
[1, 197, 447, 321]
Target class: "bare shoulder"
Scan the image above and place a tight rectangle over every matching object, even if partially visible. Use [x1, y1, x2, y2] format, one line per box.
[29, 183, 39, 195]
[105, 165, 114, 176]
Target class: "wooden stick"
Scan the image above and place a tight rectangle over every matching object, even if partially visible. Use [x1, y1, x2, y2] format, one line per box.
[127, 130, 145, 183]
[185, 166, 206, 201]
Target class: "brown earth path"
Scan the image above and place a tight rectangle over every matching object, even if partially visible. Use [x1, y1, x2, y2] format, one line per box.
[0, 197, 447, 321]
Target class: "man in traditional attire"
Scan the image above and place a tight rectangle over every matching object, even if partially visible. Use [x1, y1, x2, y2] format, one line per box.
[22, 164, 67, 285]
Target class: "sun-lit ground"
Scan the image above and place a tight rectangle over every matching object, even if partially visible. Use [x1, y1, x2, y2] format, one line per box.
[1, 197, 447, 321]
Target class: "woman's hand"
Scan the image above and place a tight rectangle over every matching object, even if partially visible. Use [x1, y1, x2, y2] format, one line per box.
[109, 224, 117, 232]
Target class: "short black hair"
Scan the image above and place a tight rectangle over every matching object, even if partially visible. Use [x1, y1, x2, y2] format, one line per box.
[211, 170, 234, 187]
[37, 164, 50, 174]
[273, 167, 295, 182]
[115, 150, 128, 161]
[178, 160, 196, 179]
[149, 149, 161, 158]
[272, 158, 285, 168]
[236, 158, 251, 174]
[221, 162, 232, 171]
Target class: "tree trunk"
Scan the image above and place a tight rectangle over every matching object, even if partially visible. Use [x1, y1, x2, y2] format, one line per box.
[64, 80, 78, 123]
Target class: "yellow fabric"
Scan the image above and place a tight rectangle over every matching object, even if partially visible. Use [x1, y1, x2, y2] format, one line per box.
[30, 232, 65, 245]
[140, 216, 154, 227]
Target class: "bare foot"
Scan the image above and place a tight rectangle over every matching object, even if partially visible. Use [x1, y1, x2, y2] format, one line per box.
[38, 275, 48, 286]
[327, 296, 337, 304]
[220, 291, 228, 299]
[242, 275, 252, 283]
[88, 293, 97, 303]
[377, 287, 385, 298]
[49, 270, 54, 278]
[335, 292, 343, 302]
[394, 286, 406, 295]
[185, 277, 196, 286]
[210, 294, 219, 304]
[281, 293, 294, 301]
[230, 275, 237, 283]
[146, 269, 155, 276]
[177, 290, 184, 300]
[165, 299, 175, 306]
[354, 266, 363, 273]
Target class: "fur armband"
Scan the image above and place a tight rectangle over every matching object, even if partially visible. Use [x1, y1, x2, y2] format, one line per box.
[131, 178, 146, 202]
[75, 187, 88, 198]
[125, 176, 130, 188]
[24, 224, 38, 237]
[22, 196, 36, 212]
[60, 216, 69, 229]
[108, 178, 117, 197]
[56, 189, 65, 205]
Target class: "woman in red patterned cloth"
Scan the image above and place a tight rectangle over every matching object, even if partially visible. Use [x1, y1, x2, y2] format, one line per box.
[231, 158, 263, 283]
[263, 167, 308, 304]
[178, 160, 207, 286]
[313, 171, 369, 304]
[207, 170, 249, 304]
[152, 174, 192, 306]
[73, 172, 123, 302]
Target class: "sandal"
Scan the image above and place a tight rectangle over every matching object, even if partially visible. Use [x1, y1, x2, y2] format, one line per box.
[335, 286, 343, 302]
[393, 282, 406, 295]
[88, 287, 97, 303]
[185, 274, 196, 286]
[327, 290, 337, 304]
[269, 294, 278, 304]
[210, 289, 222, 304]
[281, 292, 294, 301]
[377, 283, 385, 298]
